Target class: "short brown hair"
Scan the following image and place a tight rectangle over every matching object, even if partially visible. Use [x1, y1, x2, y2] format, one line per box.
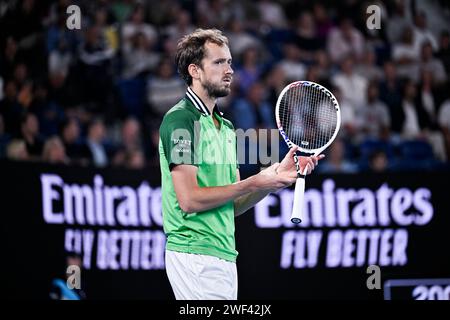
[175, 28, 229, 85]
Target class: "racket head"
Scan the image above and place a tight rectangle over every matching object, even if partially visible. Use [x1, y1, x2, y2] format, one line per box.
[275, 81, 341, 155]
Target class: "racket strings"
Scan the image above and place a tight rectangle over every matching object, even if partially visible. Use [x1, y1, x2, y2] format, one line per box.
[279, 85, 337, 151]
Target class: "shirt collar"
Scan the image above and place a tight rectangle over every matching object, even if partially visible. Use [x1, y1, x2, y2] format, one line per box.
[185, 87, 223, 117]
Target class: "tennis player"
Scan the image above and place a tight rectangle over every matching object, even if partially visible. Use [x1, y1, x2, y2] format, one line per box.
[159, 28, 324, 300]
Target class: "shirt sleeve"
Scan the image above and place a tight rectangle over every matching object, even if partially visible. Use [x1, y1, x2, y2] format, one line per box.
[160, 112, 199, 170]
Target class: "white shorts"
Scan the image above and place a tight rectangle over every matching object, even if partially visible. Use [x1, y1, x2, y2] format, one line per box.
[165, 250, 238, 300]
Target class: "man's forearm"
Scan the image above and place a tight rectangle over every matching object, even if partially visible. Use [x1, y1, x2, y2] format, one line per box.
[180, 175, 260, 213]
[234, 190, 271, 217]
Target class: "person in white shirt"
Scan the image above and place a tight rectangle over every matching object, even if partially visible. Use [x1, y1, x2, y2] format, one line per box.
[331, 57, 368, 113]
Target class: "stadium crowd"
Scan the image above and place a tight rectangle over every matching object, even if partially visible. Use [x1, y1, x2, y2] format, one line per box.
[1, 0, 450, 176]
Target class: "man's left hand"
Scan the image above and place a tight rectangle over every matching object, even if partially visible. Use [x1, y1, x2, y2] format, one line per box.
[277, 145, 325, 177]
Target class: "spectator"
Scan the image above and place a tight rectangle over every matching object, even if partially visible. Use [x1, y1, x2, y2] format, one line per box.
[231, 81, 274, 131]
[146, 57, 185, 117]
[112, 116, 145, 167]
[19, 112, 44, 159]
[257, 0, 288, 29]
[124, 149, 146, 170]
[0, 80, 22, 136]
[331, 85, 357, 139]
[312, 3, 334, 46]
[294, 11, 322, 63]
[356, 81, 391, 141]
[48, 37, 73, 80]
[318, 138, 358, 173]
[122, 31, 160, 79]
[327, 17, 365, 63]
[278, 42, 306, 82]
[59, 117, 89, 165]
[412, 11, 439, 52]
[122, 4, 157, 52]
[436, 30, 450, 74]
[379, 61, 403, 121]
[368, 150, 389, 173]
[386, 0, 413, 44]
[6, 139, 29, 161]
[85, 118, 108, 167]
[392, 26, 420, 81]
[354, 47, 383, 82]
[234, 46, 265, 95]
[331, 57, 368, 112]
[42, 136, 68, 164]
[419, 41, 447, 85]
[225, 18, 261, 58]
[78, 25, 116, 114]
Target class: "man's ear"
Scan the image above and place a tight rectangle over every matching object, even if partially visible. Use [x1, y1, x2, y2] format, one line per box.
[188, 64, 200, 81]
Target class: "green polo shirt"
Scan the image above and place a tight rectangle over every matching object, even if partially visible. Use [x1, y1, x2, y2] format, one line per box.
[159, 88, 239, 262]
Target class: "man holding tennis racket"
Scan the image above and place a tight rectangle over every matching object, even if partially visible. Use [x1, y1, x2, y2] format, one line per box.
[159, 28, 324, 300]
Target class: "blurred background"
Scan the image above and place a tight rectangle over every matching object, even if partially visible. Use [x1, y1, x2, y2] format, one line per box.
[1, 0, 450, 300]
[0, 0, 449, 173]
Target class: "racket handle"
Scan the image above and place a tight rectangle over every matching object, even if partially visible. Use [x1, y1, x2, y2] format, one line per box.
[291, 177, 305, 224]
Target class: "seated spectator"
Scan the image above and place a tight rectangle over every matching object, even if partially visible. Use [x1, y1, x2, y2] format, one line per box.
[368, 150, 389, 173]
[225, 18, 261, 58]
[355, 81, 391, 141]
[379, 60, 403, 119]
[330, 86, 357, 139]
[386, 0, 413, 44]
[42, 136, 68, 164]
[122, 31, 160, 79]
[231, 82, 274, 131]
[278, 42, 306, 82]
[257, 0, 288, 29]
[354, 47, 383, 82]
[412, 11, 438, 52]
[59, 117, 90, 165]
[85, 118, 109, 167]
[124, 148, 146, 170]
[122, 4, 157, 52]
[294, 11, 322, 63]
[234, 46, 265, 95]
[112, 116, 146, 167]
[0, 80, 23, 136]
[318, 138, 358, 173]
[19, 112, 44, 159]
[146, 57, 185, 117]
[327, 17, 365, 63]
[395, 80, 446, 160]
[331, 57, 368, 112]
[392, 26, 420, 81]
[6, 139, 29, 161]
[419, 41, 447, 85]
[312, 3, 334, 46]
[436, 30, 450, 74]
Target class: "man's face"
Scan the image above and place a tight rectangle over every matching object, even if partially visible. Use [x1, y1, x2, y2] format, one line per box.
[198, 42, 233, 98]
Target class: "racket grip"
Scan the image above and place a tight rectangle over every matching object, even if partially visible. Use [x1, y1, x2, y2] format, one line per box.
[291, 177, 305, 224]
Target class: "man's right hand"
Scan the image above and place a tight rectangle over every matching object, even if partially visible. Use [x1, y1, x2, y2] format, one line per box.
[255, 162, 297, 192]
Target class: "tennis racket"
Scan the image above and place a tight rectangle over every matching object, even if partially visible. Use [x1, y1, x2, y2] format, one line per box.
[275, 81, 341, 224]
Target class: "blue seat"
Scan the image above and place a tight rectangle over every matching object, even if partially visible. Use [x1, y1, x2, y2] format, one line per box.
[359, 139, 395, 160]
[398, 140, 434, 161]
